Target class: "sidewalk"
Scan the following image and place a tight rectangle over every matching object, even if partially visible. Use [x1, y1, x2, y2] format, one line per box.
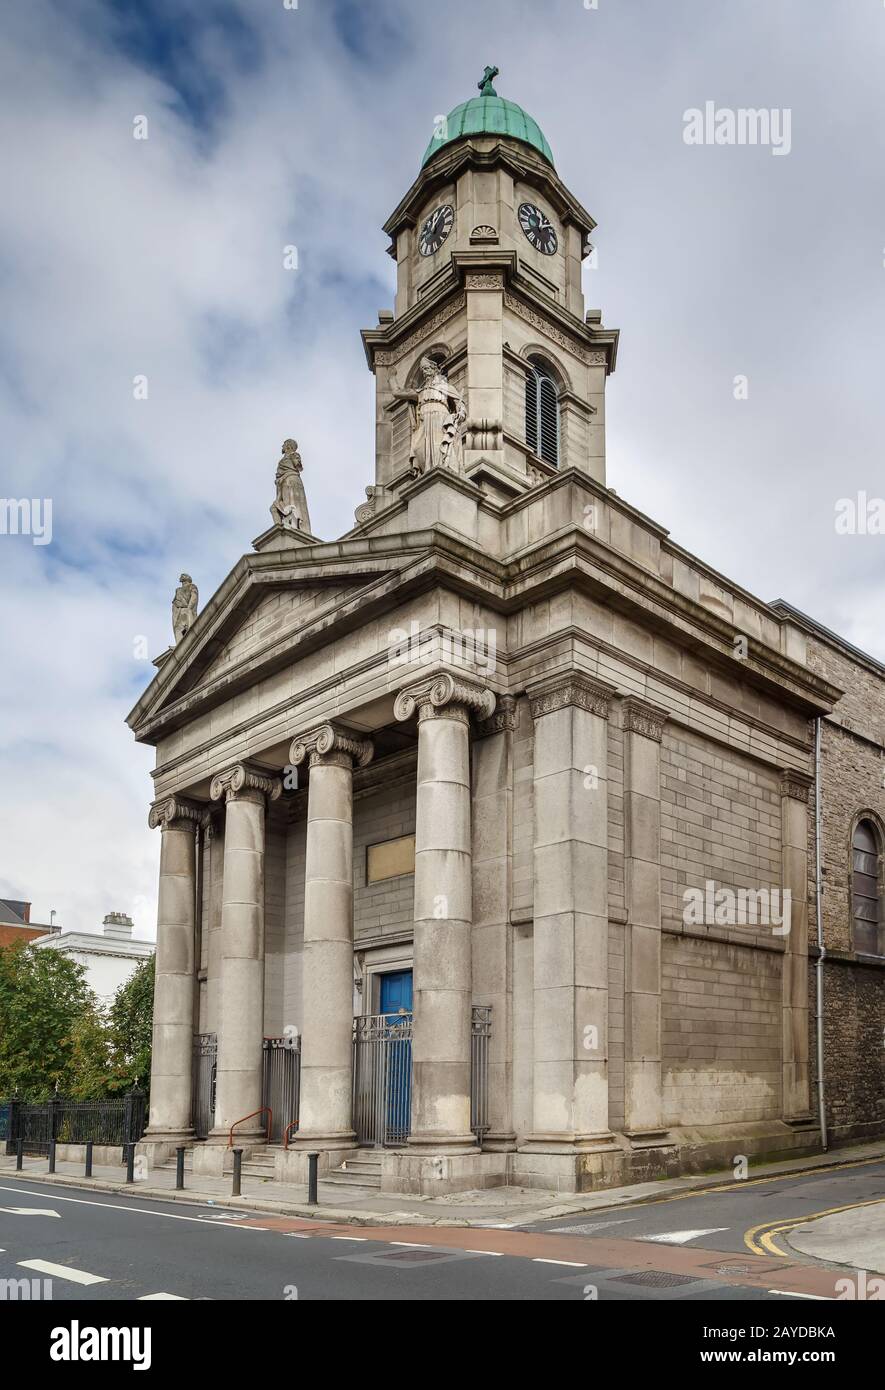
[2, 1139, 883, 1230]
[787, 1202, 885, 1276]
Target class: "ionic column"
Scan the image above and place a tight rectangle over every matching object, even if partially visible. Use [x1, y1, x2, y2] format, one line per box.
[207, 761, 281, 1143]
[622, 697, 669, 1141]
[395, 673, 495, 1150]
[780, 768, 814, 1123]
[524, 673, 616, 1150]
[145, 795, 202, 1139]
[289, 723, 373, 1149]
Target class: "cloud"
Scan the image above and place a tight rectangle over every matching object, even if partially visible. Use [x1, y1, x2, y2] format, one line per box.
[2, 0, 884, 931]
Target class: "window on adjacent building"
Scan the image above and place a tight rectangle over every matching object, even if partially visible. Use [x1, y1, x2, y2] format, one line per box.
[851, 818, 882, 955]
[525, 357, 560, 467]
[367, 834, 416, 884]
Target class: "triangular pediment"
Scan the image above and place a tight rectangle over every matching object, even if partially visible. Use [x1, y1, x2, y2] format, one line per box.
[127, 543, 431, 743]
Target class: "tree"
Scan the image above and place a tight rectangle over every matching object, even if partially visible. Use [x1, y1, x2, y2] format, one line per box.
[0, 943, 96, 1099]
[105, 956, 154, 1095]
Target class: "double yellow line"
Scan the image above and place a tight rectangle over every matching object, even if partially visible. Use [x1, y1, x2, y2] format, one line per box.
[745, 1196, 885, 1257]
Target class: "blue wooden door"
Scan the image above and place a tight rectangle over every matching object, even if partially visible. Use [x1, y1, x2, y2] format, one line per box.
[379, 971, 412, 1143]
[379, 969, 413, 1014]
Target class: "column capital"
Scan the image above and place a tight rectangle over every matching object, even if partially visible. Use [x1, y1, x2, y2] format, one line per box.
[393, 672, 495, 726]
[526, 672, 617, 722]
[148, 794, 203, 831]
[780, 767, 813, 802]
[289, 722, 374, 771]
[621, 695, 668, 743]
[209, 760, 282, 806]
[476, 692, 517, 738]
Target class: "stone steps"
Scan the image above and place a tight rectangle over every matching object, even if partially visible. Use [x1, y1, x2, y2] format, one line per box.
[324, 1150, 384, 1190]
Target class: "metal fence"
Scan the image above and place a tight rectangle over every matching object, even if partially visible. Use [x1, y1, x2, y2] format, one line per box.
[352, 1006, 492, 1148]
[192, 1033, 217, 1140]
[3, 1091, 147, 1158]
[353, 1012, 413, 1147]
[262, 1035, 301, 1143]
[470, 1005, 492, 1144]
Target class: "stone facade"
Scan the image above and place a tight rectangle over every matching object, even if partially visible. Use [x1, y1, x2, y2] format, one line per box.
[130, 80, 884, 1194]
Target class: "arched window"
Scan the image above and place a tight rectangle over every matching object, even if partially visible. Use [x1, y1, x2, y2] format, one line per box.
[525, 357, 560, 467]
[852, 819, 882, 955]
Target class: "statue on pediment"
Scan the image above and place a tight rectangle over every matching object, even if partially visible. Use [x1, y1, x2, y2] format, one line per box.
[396, 357, 467, 476]
[271, 439, 312, 533]
[172, 573, 198, 644]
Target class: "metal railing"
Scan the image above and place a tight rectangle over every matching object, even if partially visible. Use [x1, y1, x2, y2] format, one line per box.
[352, 1005, 492, 1148]
[470, 1005, 492, 1145]
[262, 1035, 301, 1143]
[3, 1091, 146, 1158]
[353, 1011, 413, 1147]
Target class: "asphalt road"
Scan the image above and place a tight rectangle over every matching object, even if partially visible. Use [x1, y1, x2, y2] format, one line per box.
[1, 1156, 882, 1303]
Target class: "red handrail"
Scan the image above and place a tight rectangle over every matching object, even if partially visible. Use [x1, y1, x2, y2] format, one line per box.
[283, 1121, 299, 1150]
[228, 1107, 272, 1148]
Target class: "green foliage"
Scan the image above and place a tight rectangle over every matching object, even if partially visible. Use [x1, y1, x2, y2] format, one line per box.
[0, 943, 95, 1099]
[0, 945, 155, 1100]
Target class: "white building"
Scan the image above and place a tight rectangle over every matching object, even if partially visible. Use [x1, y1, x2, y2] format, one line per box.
[31, 912, 154, 1003]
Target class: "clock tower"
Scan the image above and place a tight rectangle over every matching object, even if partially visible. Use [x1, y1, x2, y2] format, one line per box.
[359, 66, 618, 524]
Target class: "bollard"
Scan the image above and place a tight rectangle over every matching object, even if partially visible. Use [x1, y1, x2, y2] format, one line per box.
[15, 1138, 23, 1171]
[232, 1148, 243, 1197]
[307, 1151, 319, 1205]
[175, 1146, 186, 1190]
[48, 1140, 56, 1174]
[85, 1140, 93, 1178]
[125, 1143, 135, 1184]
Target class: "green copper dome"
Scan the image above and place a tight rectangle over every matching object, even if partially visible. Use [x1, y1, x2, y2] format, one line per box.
[421, 66, 554, 169]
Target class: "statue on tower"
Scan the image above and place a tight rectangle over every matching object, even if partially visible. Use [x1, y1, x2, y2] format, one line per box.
[397, 357, 468, 476]
[172, 573, 198, 644]
[271, 439, 312, 533]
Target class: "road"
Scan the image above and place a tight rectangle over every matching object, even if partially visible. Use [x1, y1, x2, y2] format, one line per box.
[1, 1157, 883, 1302]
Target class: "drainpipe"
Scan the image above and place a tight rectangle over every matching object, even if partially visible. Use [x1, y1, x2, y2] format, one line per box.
[814, 716, 828, 1150]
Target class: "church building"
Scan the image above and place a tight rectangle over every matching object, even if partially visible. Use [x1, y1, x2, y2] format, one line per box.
[129, 70, 885, 1195]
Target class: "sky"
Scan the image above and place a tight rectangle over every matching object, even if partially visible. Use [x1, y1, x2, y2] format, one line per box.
[1, 0, 884, 937]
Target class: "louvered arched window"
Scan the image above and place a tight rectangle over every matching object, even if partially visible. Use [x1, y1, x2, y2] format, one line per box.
[525, 358, 560, 467]
[852, 819, 883, 955]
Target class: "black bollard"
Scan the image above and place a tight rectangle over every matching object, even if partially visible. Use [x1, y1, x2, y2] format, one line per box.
[175, 1146, 186, 1190]
[48, 1140, 56, 1174]
[125, 1143, 135, 1184]
[232, 1148, 243, 1197]
[85, 1140, 93, 1178]
[307, 1151, 319, 1205]
[15, 1138, 23, 1171]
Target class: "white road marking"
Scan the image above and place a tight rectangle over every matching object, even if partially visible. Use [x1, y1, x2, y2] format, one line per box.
[138, 1292, 188, 1300]
[533, 1258, 587, 1267]
[0, 1206, 60, 1218]
[331, 1236, 368, 1241]
[284, 1233, 309, 1239]
[19, 1259, 107, 1285]
[768, 1290, 833, 1300]
[638, 1228, 730, 1245]
[389, 1241, 432, 1248]
[0, 1184, 261, 1228]
[465, 1249, 504, 1256]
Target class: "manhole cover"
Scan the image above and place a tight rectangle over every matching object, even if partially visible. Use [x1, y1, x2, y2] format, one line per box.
[613, 1270, 701, 1288]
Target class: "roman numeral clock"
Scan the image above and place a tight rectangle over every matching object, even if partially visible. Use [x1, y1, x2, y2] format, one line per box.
[518, 201, 558, 255]
[419, 203, 455, 257]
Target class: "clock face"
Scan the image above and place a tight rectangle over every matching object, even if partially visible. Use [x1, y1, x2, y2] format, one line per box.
[518, 202, 558, 255]
[419, 203, 455, 257]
